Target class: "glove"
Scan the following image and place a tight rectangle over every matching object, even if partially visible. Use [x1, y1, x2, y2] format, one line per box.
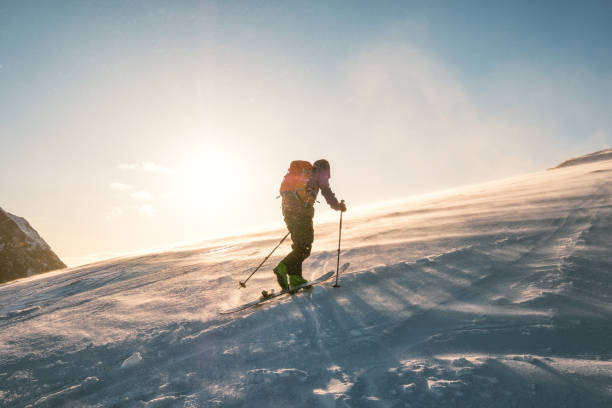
[339, 200, 346, 212]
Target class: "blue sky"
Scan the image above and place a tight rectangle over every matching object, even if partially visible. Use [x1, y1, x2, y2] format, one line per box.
[1, 1, 611, 265]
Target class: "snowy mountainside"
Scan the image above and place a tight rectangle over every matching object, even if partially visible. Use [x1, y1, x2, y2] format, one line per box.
[6, 212, 51, 250]
[0, 208, 65, 284]
[0, 158, 611, 407]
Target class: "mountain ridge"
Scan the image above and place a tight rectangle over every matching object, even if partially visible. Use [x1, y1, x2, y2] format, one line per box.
[553, 148, 612, 169]
[0, 207, 65, 284]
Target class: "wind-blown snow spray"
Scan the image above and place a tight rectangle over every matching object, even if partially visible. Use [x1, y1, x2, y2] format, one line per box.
[239, 232, 290, 288]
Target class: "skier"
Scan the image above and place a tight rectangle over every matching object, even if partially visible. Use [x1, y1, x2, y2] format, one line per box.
[273, 159, 346, 290]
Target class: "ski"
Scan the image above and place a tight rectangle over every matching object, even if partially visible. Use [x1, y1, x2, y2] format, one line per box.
[221, 263, 349, 314]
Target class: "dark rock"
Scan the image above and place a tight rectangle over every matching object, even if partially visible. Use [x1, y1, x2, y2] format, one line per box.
[0, 207, 66, 283]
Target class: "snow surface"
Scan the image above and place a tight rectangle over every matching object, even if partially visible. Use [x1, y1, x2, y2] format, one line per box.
[1, 158, 611, 407]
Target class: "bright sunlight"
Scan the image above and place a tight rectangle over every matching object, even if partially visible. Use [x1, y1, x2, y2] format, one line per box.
[176, 148, 247, 213]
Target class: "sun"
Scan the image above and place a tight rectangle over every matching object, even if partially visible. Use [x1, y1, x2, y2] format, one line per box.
[176, 148, 245, 211]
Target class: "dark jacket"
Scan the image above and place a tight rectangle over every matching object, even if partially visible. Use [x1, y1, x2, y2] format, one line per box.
[282, 166, 341, 212]
[307, 167, 342, 210]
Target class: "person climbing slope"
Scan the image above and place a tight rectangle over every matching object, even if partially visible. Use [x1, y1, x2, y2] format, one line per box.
[273, 159, 346, 291]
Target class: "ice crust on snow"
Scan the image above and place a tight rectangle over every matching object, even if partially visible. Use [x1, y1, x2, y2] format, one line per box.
[121, 352, 143, 369]
[0, 155, 611, 407]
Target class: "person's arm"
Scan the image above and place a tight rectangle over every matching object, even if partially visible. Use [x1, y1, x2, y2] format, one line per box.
[318, 175, 345, 211]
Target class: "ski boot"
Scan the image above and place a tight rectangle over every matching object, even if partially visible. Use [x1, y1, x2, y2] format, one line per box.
[289, 274, 310, 292]
[273, 262, 289, 291]
[260, 289, 274, 300]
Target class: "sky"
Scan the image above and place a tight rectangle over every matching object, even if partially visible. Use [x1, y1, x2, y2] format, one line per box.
[1, 0, 611, 267]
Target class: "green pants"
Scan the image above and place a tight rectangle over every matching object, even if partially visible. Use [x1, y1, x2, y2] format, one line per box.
[281, 197, 314, 277]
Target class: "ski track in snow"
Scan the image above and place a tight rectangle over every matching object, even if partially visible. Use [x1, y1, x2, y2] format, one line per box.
[0, 159, 611, 407]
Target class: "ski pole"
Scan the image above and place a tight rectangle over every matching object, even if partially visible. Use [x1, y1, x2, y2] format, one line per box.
[333, 200, 345, 288]
[239, 232, 290, 288]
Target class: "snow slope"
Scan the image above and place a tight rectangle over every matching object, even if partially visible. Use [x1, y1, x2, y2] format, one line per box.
[1, 157, 611, 407]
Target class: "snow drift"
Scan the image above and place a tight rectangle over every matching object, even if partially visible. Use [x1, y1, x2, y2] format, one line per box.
[1, 153, 611, 407]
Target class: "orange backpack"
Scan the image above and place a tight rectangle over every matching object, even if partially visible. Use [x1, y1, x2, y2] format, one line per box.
[280, 160, 314, 205]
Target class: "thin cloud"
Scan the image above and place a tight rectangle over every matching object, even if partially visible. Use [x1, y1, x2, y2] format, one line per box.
[138, 204, 155, 216]
[110, 182, 132, 191]
[142, 162, 174, 174]
[117, 162, 174, 174]
[118, 163, 138, 170]
[130, 191, 152, 200]
[104, 206, 123, 220]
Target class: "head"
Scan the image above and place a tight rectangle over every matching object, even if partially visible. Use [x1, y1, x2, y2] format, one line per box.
[313, 159, 331, 178]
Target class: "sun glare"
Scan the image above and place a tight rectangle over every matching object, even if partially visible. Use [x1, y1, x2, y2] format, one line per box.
[177, 149, 245, 212]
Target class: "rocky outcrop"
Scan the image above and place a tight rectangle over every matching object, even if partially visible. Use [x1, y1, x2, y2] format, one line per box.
[0, 207, 66, 284]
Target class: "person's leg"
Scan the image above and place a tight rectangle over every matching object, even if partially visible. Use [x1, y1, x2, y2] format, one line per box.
[275, 198, 314, 290]
[282, 209, 313, 276]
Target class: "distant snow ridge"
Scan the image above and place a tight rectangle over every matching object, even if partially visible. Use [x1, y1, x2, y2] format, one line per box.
[553, 148, 612, 169]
